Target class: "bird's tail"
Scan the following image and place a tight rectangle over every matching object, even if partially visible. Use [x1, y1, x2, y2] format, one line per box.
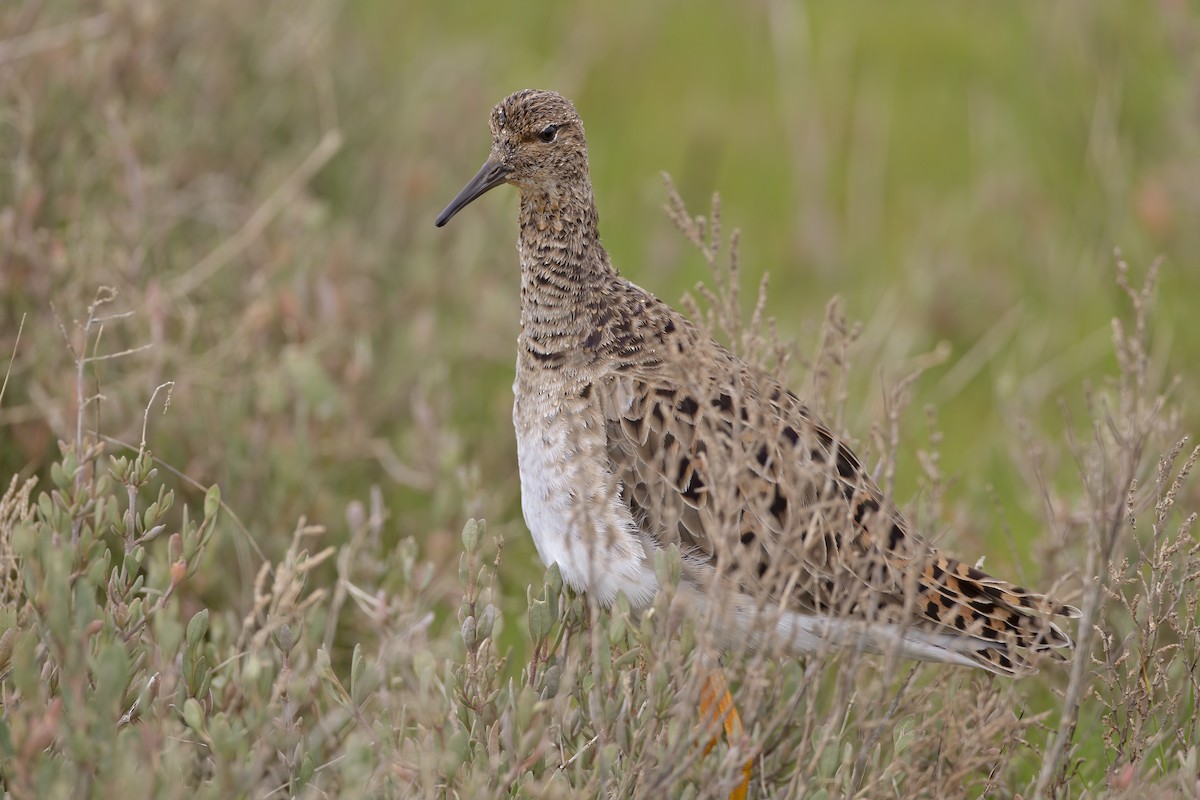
[909, 554, 1080, 676]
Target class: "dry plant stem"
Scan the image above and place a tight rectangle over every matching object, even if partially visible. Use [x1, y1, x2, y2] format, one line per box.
[168, 128, 344, 300]
[848, 664, 919, 792]
[1032, 471, 1133, 799]
[1033, 254, 1164, 798]
[829, 304, 858, 435]
[0, 11, 112, 65]
[1091, 433, 1199, 766]
[879, 348, 950, 503]
[275, 649, 301, 790]
[0, 313, 24, 409]
[138, 381, 175, 458]
[323, 485, 386, 652]
[59, 289, 116, 539]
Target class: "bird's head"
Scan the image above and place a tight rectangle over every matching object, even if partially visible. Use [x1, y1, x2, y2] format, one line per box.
[435, 89, 590, 227]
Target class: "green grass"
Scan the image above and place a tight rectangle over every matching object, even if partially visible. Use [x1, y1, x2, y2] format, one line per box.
[2, 0, 1199, 796]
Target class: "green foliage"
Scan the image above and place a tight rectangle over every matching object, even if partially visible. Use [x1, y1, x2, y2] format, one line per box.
[1, 352, 1198, 796]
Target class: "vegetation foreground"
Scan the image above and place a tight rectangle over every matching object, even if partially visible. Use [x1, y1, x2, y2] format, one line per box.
[2, 2, 1199, 798]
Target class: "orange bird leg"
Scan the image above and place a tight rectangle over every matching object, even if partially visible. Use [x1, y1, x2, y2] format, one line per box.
[699, 668, 753, 800]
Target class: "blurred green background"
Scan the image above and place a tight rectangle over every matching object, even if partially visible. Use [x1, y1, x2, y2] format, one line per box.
[2, 0, 1198, 649]
[356, 0, 1200, 581]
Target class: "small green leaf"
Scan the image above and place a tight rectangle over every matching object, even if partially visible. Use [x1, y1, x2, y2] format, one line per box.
[142, 502, 160, 533]
[91, 639, 131, 717]
[207, 712, 237, 761]
[477, 603, 496, 642]
[653, 544, 683, 587]
[152, 610, 183, 657]
[186, 609, 209, 650]
[203, 485, 220, 522]
[608, 613, 626, 645]
[186, 654, 209, 697]
[541, 663, 562, 699]
[0, 627, 16, 672]
[109, 455, 130, 483]
[460, 615, 477, 651]
[0, 715, 13, 760]
[893, 716, 916, 756]
[316, 647, 351, 707]
[136, 452, 155, 482]
[528, 599, 553, 645]
[516, 684, 537, 731]
[183, 698, 205, 732]
[315, 646, 334, 680]
[50, 462, 68, 490]
[461, 518, 480, 551]
[545, 562, 563, 597]
[444, 728, 469, 776]
[86, 550, 110, 585]
[299, 753, 315, 787]
[273, 623, 296, 655]
[61, 450, 78, 479]
[818, 729, 839, 778]
[613, 649, 640, 670]
[350, 643, 366, 705]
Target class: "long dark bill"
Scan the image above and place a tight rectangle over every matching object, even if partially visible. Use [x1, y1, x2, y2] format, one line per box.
[435, 158, 512, 227]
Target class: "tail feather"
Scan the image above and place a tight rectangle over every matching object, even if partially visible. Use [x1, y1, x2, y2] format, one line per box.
[770, 606, 1075, 678]
[911, 554, 1078, 676]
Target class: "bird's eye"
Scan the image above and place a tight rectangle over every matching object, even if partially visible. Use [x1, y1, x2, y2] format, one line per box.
[538, 124, 559, 143]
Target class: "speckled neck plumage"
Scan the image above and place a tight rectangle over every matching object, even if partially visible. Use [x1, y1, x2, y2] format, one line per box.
[516, 184, 613, 360]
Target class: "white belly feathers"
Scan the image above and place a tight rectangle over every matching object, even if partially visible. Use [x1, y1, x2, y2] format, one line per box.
[513, 373, 658, 608]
